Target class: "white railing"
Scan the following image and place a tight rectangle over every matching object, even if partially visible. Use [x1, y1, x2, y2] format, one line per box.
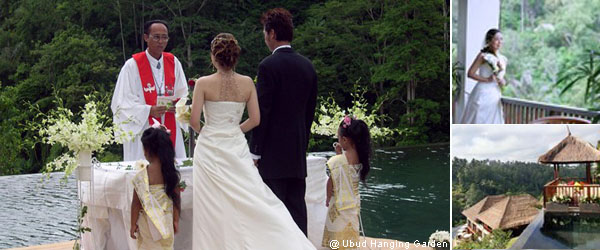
[502, 97, 600, 124]
[543, 178, 600, 207]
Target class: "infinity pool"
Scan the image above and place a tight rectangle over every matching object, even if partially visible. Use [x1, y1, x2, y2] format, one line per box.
[512, 211, 600, 249]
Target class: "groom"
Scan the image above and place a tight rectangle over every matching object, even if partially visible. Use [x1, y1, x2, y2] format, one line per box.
[250, 8, 318, 236]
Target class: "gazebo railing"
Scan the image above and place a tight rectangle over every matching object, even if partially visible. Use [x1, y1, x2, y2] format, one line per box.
[543, 178, 600, 208]
[502, 97, 600, 124]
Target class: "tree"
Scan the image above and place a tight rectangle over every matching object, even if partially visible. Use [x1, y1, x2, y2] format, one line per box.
[555, 50, 600, 106]
[12, 27, 118, 173]
[371, 0, 447, 123]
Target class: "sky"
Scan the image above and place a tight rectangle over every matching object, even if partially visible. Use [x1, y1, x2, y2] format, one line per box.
[452, 124, 600, 162]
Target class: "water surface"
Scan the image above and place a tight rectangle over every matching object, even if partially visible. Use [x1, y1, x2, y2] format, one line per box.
[0, 145, 450, 248]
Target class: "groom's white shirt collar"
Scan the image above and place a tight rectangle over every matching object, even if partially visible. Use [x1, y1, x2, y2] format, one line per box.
[272, 45, 292, 54]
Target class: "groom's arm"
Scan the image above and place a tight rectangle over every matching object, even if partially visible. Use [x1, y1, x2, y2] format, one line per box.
[250, 61, 275, 156]
[304, 72, 317, 150]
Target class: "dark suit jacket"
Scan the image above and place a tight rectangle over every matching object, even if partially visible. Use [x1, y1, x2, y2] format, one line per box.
[250, 47, 318, 179]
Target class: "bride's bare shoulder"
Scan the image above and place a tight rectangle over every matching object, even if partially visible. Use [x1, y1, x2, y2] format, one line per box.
[235, 74, 254, 86]
[195, 74, 217, 88]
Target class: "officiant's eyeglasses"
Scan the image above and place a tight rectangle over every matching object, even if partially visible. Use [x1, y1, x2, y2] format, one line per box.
[150, 35, 169, 42]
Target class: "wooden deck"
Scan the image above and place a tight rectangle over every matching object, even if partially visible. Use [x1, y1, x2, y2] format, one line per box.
[8, 238, 434, 250]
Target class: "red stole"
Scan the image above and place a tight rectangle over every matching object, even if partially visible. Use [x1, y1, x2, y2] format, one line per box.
[132, 52, 177, 148]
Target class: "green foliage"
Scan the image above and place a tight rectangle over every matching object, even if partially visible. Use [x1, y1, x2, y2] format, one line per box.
[400, 99, 442, 145]
[455, 229, 512, 249]
[296, 0, 449, 145]
[72, 205, 92, 250]
[555, 50, 600, 105]
[0, 85, 30, 175]
[452, 157, 586, 225]
[494, 0, 600, 109]
[96, 150, 122, 163]
[452, 51, 464, 100]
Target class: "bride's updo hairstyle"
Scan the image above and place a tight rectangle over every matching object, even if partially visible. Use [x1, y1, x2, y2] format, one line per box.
[211, 33, 241, 70]
[481, 28, 500, 54]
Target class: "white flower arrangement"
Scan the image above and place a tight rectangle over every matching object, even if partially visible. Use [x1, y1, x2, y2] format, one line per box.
[551, 194, 572, 204]
[581, 194, 600, 204]
[429, 230, 450, 244]
[311, 84, 397, 141]
[482, 53, 500, 75]
[39, 98, 128, 180]
[175, 97, 192, 125]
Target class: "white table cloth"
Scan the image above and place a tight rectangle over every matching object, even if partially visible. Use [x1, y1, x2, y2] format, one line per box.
[81, 156, 328, 250]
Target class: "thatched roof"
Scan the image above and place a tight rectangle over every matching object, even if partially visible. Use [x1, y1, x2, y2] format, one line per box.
[462, 194, 539, 230]
[538, 134, 600, 164]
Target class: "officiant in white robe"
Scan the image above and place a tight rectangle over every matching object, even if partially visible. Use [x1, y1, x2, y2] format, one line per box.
[111, 20, 188, 161]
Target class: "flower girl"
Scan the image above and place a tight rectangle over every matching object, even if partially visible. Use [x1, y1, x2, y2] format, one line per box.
[130, 122, 181, 250]
[323, 116, 372, 250]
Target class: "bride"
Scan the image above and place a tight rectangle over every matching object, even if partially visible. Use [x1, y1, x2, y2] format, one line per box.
[459, 28, 507, 124]
[189, 33, 316, 250]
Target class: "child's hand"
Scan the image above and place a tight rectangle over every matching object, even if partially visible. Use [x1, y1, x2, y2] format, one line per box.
[174, 220, 179, 234]
[130, 224, 138, 239]
[333, 142, 342, 155]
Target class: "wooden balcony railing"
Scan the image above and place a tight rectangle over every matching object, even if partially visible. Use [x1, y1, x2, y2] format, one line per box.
[543, 178, 600, 208]
[501, 97, 600, 124]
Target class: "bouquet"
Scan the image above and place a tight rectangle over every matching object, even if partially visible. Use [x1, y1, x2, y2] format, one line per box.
[482, 53, 500, 75]
[175, 97, 192, 125]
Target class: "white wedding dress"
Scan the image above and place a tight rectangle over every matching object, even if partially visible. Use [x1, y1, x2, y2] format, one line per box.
[459, 63, 505, 124]
[193, 101, 316, 250]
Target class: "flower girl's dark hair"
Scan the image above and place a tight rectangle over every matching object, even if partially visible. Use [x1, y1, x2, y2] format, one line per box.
[339, 116, 372, 184]
[481, 28, 501, 54]
[141, 127, 181, 212]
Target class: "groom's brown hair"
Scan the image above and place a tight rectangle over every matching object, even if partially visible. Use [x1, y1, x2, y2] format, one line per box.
[260, 8, 294, 42]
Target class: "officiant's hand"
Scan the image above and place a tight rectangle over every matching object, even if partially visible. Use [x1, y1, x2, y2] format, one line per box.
[150, 105, 167, 117]
[167, 106, 176, 113]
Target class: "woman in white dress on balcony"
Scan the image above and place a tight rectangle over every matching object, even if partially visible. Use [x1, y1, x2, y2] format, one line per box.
[459, 28, 507, 124]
